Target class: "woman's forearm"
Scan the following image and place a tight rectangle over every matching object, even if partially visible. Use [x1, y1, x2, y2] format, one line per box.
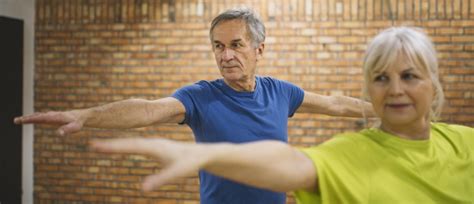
[202, 141, 317, 192]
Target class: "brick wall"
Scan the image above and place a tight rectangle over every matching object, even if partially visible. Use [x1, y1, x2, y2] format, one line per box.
[34, 0, 474, 203]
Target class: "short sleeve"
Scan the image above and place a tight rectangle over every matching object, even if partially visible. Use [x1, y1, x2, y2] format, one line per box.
[294, 134, 370, 204]
[274, 78, 304, 117]
[171, 81, 208, 125]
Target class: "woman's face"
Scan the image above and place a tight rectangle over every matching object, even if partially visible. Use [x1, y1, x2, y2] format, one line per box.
[368, 54, 434, 129]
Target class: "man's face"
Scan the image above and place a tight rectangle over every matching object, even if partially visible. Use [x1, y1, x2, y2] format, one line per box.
[211, 20, 264, 84]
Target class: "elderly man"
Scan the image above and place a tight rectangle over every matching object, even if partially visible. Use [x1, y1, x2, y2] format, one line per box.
[15, 7, 373, 204]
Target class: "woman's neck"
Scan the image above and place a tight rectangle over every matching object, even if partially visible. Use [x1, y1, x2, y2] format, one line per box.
[379, 120, 431, 140]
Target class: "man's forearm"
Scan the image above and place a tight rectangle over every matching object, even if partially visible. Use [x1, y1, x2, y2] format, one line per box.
[82, 97, 184, 129]
[331, 95, 375, 117]
[298, 91, 375, 117]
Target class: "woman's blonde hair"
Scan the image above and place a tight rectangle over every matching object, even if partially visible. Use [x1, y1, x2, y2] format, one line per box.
[362, 27, 444, 121]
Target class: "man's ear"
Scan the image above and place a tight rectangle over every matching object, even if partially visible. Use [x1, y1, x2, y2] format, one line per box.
[256, 43, 265, 61]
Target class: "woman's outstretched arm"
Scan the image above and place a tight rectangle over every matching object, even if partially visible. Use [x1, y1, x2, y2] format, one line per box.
[91, 138, 318, 192]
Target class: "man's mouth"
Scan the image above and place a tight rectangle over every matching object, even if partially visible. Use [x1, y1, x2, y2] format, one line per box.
[222, 66, 239, 69]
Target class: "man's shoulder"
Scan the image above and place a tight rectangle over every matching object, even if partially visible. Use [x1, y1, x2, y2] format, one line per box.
[257, 76, 299, 89]
[258, 76, 291, 84]
[178, 79, 222, 91]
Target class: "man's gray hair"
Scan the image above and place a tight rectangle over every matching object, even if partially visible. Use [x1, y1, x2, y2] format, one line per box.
[210, 7, 266, 48]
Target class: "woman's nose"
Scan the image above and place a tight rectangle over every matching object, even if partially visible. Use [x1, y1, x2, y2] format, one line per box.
[388, 78, 404, 96]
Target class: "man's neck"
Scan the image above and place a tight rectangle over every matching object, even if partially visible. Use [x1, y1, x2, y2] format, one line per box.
[224, 77, 256, 92]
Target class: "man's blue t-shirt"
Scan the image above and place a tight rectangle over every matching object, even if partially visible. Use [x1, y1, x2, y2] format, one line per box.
[172, 76, 304, 204]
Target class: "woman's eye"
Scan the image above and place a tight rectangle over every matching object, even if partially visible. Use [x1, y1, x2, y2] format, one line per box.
[374, 75, 388, 82]
[402, 73, 417, 80]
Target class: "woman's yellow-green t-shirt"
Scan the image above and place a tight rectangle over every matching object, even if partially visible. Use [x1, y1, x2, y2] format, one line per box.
[295, 123, 474, 204]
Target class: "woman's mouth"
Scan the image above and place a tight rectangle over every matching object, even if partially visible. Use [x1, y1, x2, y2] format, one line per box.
[386, 103, 411, 109]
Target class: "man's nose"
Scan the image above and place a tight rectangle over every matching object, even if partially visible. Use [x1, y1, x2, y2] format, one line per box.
[221, 48, 235, 61]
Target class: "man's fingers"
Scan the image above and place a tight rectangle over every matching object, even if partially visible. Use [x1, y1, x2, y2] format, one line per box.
[14, 112, 70, 125]
[13, 117, 22, 124]
[57, 122, 83, 136]
[14, 113, 48, 124]
[14, 113, 41, 124]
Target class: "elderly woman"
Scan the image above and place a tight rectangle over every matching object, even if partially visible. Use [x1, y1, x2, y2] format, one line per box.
[92, 27, 473, 203]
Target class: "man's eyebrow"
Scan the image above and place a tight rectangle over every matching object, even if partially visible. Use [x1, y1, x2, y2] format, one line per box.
[213, 39, 243, 44]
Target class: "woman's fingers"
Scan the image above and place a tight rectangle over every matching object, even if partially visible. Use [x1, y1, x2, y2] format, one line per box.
[90, 138, 202, 191]
[142, 161, 200, 191]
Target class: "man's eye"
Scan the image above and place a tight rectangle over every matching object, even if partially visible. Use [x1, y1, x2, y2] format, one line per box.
[231, 43, 241, 48]
[215, 44, 223, 49]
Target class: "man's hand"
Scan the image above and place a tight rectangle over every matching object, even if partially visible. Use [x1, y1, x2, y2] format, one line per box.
[14, 110, 84, 136]
[90, 138, 206, 191]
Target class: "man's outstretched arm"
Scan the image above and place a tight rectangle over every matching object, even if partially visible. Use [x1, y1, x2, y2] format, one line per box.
[14, 97, 185, 136]
[297, 91, 375, 117]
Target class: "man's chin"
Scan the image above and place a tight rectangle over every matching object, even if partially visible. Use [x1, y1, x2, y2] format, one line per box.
[222, 77, 242, 83]
[221, 72, 242, 80]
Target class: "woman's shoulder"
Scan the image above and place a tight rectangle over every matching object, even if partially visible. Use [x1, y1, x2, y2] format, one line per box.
[432, 122, 474, 148]
[431, 122, 473, 136]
